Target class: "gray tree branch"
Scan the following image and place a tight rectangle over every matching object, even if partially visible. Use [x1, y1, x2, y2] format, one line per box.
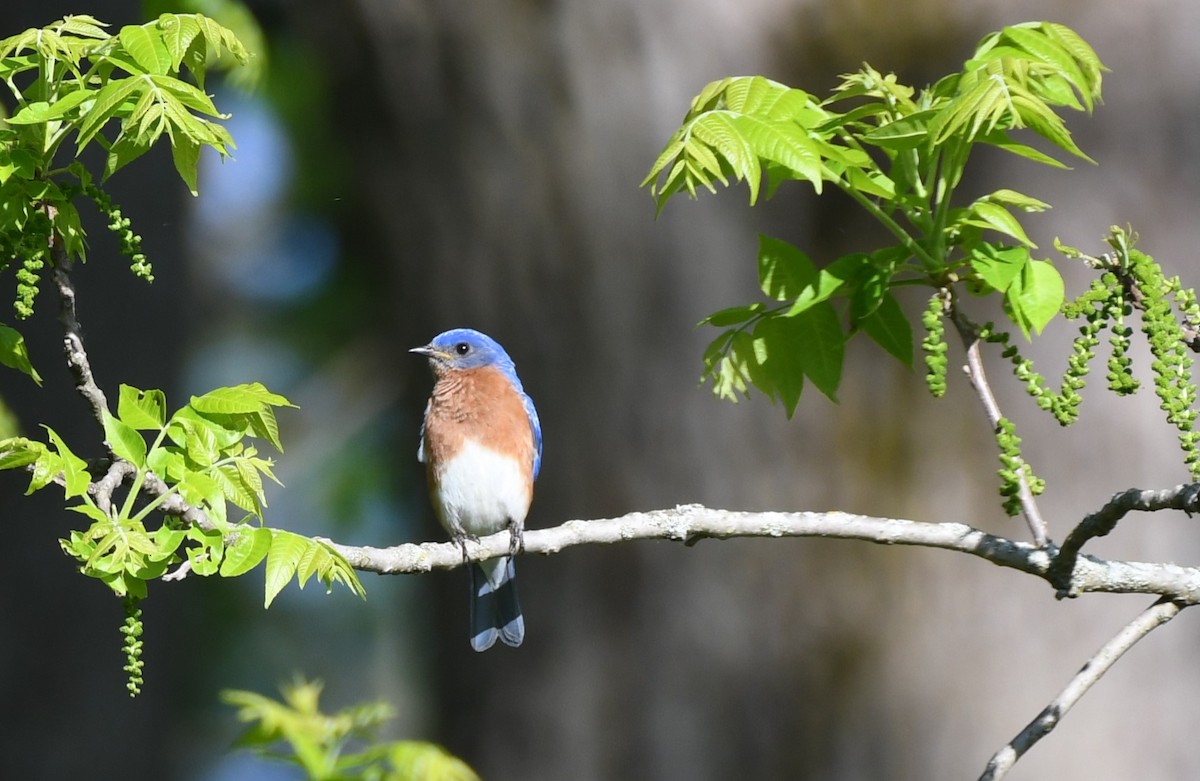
[323, 504, 1200, 603]
[978, 596, 1186, 781]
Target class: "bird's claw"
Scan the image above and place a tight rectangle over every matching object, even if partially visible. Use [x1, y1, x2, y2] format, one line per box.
[507, 520, 525, 558]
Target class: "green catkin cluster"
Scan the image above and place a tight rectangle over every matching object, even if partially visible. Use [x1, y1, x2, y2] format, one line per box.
[121, 599, 145, 698]
[82, 182, 154, 282]
[1172, 282, 1200, 333]
[982, 270, 1148, 426]
[921, 292, 948, 397]
[10, 211, 52, 319]
[995, 416, 1046, 516]
[1124, 248, 1200, 478]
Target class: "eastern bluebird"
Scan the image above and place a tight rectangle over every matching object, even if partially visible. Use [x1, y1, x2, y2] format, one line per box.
[411, 328, 542, 651]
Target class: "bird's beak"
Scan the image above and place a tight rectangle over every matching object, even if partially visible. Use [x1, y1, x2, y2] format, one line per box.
[410, 344, 449, 361]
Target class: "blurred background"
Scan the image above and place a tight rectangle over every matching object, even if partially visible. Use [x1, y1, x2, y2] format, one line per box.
[2, 0, 1199, 778]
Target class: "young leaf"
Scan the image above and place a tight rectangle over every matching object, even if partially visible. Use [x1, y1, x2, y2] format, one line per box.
[860, 109, 938, 150]
[965, 200, 1037, 247]
[118, 24, 171, 76]
[118, 384, 167, 430]
[190, 383, 295, 415]
[168, 127, 200, 195]
[43, 426, 89, 498]
[221, 526, 272, 577]
[1004, 258, 1065, 338]
[983, 188, 1051, 213]
[75, 77, 141, 150]
[969, 244, 1029, 293]
[186, 527, 224, 576]
[264, 530, 307, 607]
[0, 324, 42, 384]
[0, 438, 45, 471]
[103, 411, 148, 467]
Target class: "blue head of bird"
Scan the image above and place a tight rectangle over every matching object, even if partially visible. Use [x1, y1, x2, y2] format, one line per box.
[411, 328, 519, 379]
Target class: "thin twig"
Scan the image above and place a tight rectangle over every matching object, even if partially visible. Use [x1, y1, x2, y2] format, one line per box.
[47, 207, 111, 437]
[1050, 483, 1200, 596]
[978, 597, 1186, 780]
[89, 459, 134, 515]
[323, 504, 1200, 603]
[951, 308, 1049, 545]
[139, 470, 216, 532]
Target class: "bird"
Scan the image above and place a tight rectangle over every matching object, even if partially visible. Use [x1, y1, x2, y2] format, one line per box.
[411, 328, 542, 651]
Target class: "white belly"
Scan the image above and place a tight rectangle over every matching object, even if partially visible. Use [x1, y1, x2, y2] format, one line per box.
[433, 439, 531, 537]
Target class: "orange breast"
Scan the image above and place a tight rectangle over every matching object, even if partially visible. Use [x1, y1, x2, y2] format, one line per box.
[423, 366, 536, 486]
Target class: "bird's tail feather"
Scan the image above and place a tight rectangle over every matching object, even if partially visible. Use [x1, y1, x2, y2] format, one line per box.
[469, 557, 524, 651]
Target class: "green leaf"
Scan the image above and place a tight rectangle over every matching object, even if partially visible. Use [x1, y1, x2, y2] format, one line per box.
[27, 448, 63, 494]
[0, 325, 41, 384]
[387, 742, 482, 781]
[1013, 91, 1093, 162]
[103, 132, 154, 180]
[969, 244, 1029, 293]
[221, 526, 272, 577]
[295, 542, 327, 587]
[731, 114, 824, 194]
[186, 526, 224, 576]
[53, 201, 87, 259]
[177, 469, 223, 512]
[118, 24, 171, 75]
[214, 461, 263, 516]
[1002, 25, 1093, 110]
[118, 384, 166, 430]
[757, 235, 816, 300]
[1005, 258, 1065, 338]
[0, 148, 36, 183]
[264, 530, 306, 607]
[983, 188, 1051, 213]
[184, 420, 219, 467]
[43, 426, 89, 498]
[731, 329, 774, 403]
[169, 407, 247, 451]
[247, 408, 284, 452]
[753, 315, 807, 417]
[965, 200, 1037, 247]
[786, 253, 869, 317]
[690, 112, 761, 204]
[0, 438, 45, 471]
[156, 14, 202, 71]
[168, 126, 200, 195]
[190, 383, 295, 415]
[103, 411, 147, 467]
[859, 292, 913, 367]
[844, 166, 895, 199]
[699, 303, 765, 328]
[76, 77, 144, 149]
[792, 303, 844, 402]
[7, 89, 91, 124]
[860, 109, 937, 149]
[978, 129, 1069, 169]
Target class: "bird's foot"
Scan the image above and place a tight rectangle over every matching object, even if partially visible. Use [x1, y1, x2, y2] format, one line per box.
[507, 520, 525, 557]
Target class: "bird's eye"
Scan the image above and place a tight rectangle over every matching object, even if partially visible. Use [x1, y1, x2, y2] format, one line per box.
[455, 342, 471, 355]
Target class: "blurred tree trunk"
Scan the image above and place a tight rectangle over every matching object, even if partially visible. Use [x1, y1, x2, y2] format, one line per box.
[283, 0, 1200, 778]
